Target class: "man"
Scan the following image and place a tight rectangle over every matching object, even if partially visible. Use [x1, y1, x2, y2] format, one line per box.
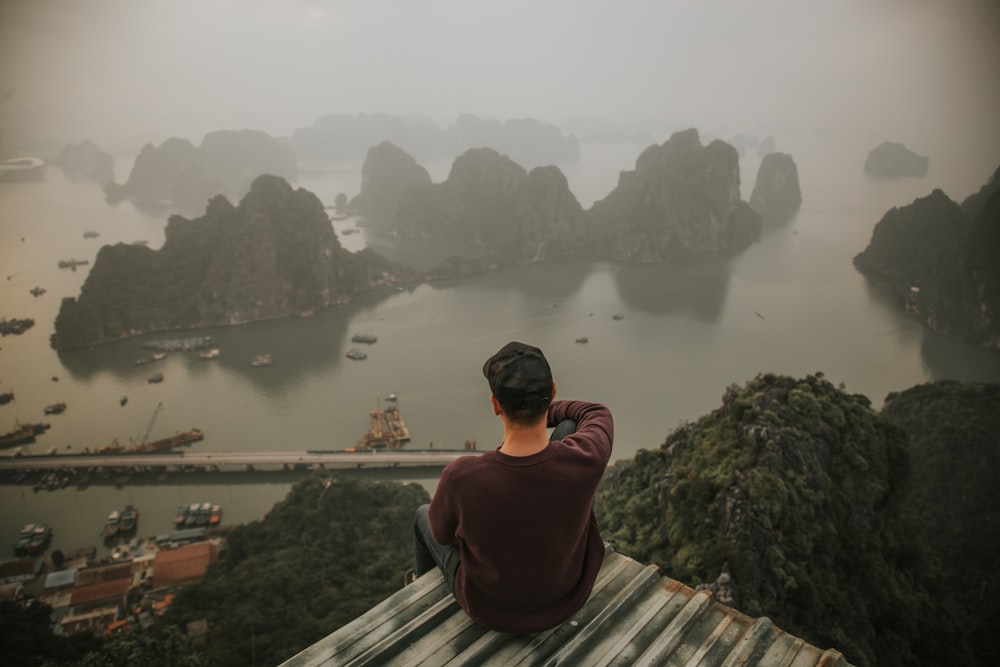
[413, 341, 614, 634]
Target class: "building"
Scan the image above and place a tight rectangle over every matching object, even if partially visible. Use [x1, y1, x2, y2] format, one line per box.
[152, 541, 218, 588]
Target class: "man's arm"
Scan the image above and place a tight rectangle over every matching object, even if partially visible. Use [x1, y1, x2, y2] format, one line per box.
[428, 467, 460, 545]
[547, 400, 614, 462]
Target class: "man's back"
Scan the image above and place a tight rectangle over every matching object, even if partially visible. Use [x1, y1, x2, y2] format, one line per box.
[429, 399, 613, 633]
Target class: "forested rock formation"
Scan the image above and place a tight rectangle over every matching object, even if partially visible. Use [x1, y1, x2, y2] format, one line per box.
[52, 175, 414, 350]
[348, 141, 432, 228]
[854, 166, 1000, 350]
[58, 140, 115, 186]
[749, 152, 801, 212]
[863, 141, 929, 177]
[354, 129, 762, 269]
[588, 128, 761, 262]
[104, 129, 298, 208]
[291, 112, 580, 167]
[881, 380, 1000, 666]
[595, 372, 961, 667]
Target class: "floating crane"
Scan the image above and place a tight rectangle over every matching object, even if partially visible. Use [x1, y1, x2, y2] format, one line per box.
[140, 402, 163, 446]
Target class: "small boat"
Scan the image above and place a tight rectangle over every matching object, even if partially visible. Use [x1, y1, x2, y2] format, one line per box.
[184, 502, 202, 527]
[15, 523, 53, 556]
[102, 511, 121, 539]
[0, 392, 13, 405]
[612, 313, 624, 321]
[29, 286, 46, 297]
[147, 373, 164, 383]
[250, 354, 272, 367]
[575, 337, 589, 344]
[83, 231, 100, 239]
[345, 348, 367, 360]
[173, 505, 189, 526]
[44, 403, 66, 415]
[199, 348, 221, 359]
[151, 352, 166, 361]
[119, 505, 138, 533]
[120, 396, 128, 406]
[209, 505, 222, 526]
[351, 333, 378, 344]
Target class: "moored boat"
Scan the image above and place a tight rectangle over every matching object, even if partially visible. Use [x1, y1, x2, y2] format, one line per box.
[44, 402, 67, 415]
[15, 523, 53, 556]
[147, 373, 163, 383]
[102, 510, 121, 539]
[351, 333, 378, 344]
[199, 348, 221, 359]
[250, 354, 272, 367]
[345, 348, 367, 360]
[119, 505, 138, 533]
[209, 505, 222, 526]
[173, 505, 189, 526]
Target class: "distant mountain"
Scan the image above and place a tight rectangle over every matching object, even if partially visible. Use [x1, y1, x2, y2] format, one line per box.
[749, 152, 801, 213]
[58, 140, 115, 186]
[52, 175, 414, 350]
[104, 129, 298, 208]
[863, 141, 929, 178]
[596, 372, 966, 667]
[290, 112, 580, 168]
[853, 165, 1000, 350]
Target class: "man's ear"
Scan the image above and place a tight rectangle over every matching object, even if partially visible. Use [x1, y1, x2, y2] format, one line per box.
[490, 394, 502, 416]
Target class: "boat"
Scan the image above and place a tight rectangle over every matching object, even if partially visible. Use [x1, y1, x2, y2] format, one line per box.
[345, 348, 367, 360]
[209, 505, 222, 526]
[0, 423, 48, 450]
[120, 396, 128, 406]
[0, 392, 14, 405]
[135, 428, 204, 452]
[29, 286, 46, 297]
[0, 156, 45, 181]
[356, 394, 411, 450]
[612, 313, 625, 320]
[251, 354, 272, 367]
[119, 505, 138, 533]
[57, 259, 89, 271]
[575, 337, 589, 344]
[102, 510, 121, 539]
[199, 348, 221, 359]
[351, 333, 378, 344]
[151, 352, 166, 361]
[147, 373, 163, 383]
[44, 402, 67, 415]
[173, 505, 190, 527]
[83, 231, 100, 239]
[14, 523, 52, 556]
[184, 502, 202, 527]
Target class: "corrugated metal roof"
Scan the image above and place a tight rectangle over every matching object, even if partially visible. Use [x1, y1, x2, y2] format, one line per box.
[280, 549, 852, 666]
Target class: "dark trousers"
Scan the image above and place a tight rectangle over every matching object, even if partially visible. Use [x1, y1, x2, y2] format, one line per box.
[412, 419, 578, 591]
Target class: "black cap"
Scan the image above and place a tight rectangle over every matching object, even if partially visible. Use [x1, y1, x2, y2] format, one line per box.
[483, 341, 553, 411]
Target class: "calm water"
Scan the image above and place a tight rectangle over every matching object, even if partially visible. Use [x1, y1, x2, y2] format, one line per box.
[2, 134, 999, 556]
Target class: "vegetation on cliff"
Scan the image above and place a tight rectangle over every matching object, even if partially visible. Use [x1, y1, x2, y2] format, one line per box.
[880, 380, 1000, 665]
[596, 372, 959, 667]
[853, 167, 1000, 350]
[52, 175, 415, 349]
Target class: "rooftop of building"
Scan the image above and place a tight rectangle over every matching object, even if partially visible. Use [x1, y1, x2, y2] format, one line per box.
[280, 548, 852, 666]
[153, 540, 218, 588]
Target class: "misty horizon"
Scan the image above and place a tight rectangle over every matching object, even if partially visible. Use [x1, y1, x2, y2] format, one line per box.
[1, 0, 998, 174]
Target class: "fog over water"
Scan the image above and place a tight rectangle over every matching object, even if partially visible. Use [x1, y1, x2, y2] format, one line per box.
[1, 1, 1000, 556]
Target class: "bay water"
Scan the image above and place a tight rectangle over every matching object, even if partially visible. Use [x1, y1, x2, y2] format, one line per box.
[2, 134, 999, 558]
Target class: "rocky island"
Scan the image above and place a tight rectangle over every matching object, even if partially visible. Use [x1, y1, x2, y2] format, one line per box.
[863, 141, 929, 178]
[51, 175, 415, 350]
[353, 128, 762, 269]
[853, 165, 1000, 350]
[104, 129, 298, 209]
[749, 151, 802, 214]
[587, 128, 761, 262]
[58, 140, 115, 186]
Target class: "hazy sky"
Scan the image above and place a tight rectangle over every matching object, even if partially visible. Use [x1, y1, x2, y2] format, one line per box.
[1, 0, 999, 154]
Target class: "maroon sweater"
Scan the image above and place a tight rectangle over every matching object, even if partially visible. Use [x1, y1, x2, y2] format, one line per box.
[428, 400, 614, 633]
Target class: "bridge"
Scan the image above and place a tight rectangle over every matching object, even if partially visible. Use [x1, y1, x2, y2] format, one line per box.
[0, 449, 479, 473]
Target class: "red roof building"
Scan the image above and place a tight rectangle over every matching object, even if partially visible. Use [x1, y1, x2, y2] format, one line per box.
[153, 541, 218, 588]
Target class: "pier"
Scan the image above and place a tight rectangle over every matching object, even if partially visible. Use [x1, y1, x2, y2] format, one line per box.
[0, 449, 478, 474]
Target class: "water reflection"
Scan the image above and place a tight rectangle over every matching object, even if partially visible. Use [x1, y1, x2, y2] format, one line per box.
[921, 330, 1000, 382]
[55, 285, 410, 392]
[613, 257, 733, 321]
